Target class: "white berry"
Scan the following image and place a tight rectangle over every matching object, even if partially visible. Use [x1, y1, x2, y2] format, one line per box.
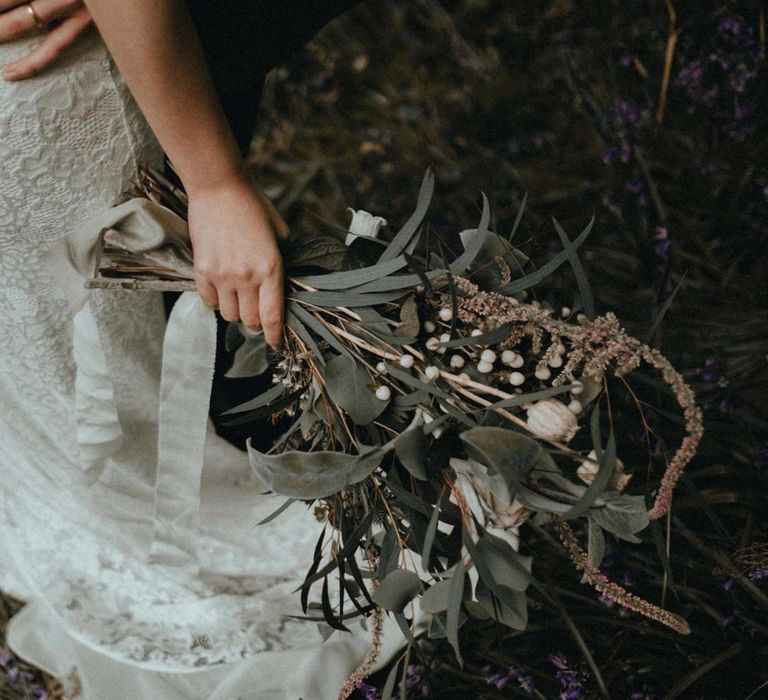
[510, 354, 525, 368]
[458, 372, 471, 384]
[423, 320, 436, 333]
[480, 349, 497, 364]
[424, 365, 440, 381]
[570, 381, 584, 395]
[375, 386, 391, 401]
[568, 399, 583, 415]
[438, 308, 453, 321]
[426, 337, 440, 351]
[471, 328, 483, 337]
[477, 360, 493, 374]
[376, 362, 387, 373]
[535, 366, 552, 381]
[501, 350, 516, 365]
[449, 354, 465, 369]
[548, 355, 563, 368]
[509, 372, 525, 386]
[399, 354, 415, 368]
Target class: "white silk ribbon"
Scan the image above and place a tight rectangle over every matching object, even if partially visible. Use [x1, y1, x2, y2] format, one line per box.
[45, 198, 215, 574]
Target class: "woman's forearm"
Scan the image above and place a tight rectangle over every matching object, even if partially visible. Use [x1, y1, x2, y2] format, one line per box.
[82, 0, 245, 192]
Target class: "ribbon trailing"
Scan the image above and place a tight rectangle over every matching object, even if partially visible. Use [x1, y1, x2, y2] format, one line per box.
[44, 198, 216, 574]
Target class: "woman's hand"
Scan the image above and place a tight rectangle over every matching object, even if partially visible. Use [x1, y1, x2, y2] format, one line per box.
[0, 0, 92, 81]
[187, 174, 290, 350]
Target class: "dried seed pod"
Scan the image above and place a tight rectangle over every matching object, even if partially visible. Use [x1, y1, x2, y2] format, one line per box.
[526, 398, 579, 443]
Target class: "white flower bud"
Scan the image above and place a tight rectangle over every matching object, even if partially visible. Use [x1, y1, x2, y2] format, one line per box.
[570, 381, 584, 395]
[439, 333, 451, 344]
[376, 362, 387, 374]
[526, 398, 579, 443]
[424, 365, 440, 381]
[535, 366, 552, 381]
[477, 360, 493, 374]
[399, 354, 415, 368]
[375, 386, 391, 401]
[509, 372, 525, 386]
[510, 353, 525, 369]
[458, 372, 471, 385]
[470, 328, 484, 337]
[438, 308, 453, 322]
[480, 349, 497, 364]
[426, 337, 441, 351]
[548, 355, 564, 368]
[555, 342, 567, 355]
[449, 354, 465, 369]
[568, 399, 583, 415]
[423, 320, 436, 333]
[561, 307, 571, 317]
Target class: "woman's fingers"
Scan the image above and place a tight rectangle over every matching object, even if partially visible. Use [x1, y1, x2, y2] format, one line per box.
[258, 271, 284, 350]
[1, 7, 91, 80]
[217, 287, 240, 324]
[196, 278, 219, 311]
[238, 288, 261, 332]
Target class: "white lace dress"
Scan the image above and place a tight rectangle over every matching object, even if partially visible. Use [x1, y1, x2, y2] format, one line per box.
[0, 28, 401, 700]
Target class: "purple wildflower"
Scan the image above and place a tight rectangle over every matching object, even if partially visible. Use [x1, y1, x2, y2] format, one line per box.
[355, 680, 382, 700]
[748, 567, 768, 582]
[0, 648, 12, 667]
[601, 147, 618, 164]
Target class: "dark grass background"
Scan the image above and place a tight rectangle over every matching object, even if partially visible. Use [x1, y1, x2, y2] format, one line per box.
[2, 1, 767, 698]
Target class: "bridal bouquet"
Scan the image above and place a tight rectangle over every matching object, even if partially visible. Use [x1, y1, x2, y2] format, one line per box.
[129, 168, 703, 697]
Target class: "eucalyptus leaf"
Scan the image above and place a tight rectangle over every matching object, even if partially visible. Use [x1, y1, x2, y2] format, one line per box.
[474, 530, 533, 592]
[372, 569, 422, 612]
[221, 383, 286, 416]
[394, 426, 429, 480]
[349, 268, 446, 294]
[379, 167, 435, 263]
[325, 354, 388, 425]
[446, 564, 466, 666]
[449, 192, 491, 275]
[247, 439, 386, 499]
[294, 255, 408, 290]
[497, 217, 594, 295]
[590, 493, 650, 542]
[587, 518, 606, 569]
[458, 228, 530, 291]
[291, 289, 408, 308]
[283, 233, 348, 272]
[553, 217, 596, 320]
[420, 578, 452, 614]
[562, 431, 616, 520]
[459, 428, 546, 505]
[475, 576, 528, 630]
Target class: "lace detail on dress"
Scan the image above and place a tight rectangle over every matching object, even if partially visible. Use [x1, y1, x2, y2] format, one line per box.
[0, 28, 326, 672]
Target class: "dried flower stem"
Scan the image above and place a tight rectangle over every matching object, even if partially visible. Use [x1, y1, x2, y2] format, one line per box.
[338, 549, 385, 700]
[553, 519, 690, 634]
[449, 278, 703, 521]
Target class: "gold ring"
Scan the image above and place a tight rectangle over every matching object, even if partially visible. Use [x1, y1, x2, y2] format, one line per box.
[26, 2, 46, 31]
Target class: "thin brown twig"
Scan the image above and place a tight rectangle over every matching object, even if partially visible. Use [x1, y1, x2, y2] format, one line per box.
[656, 0, 679, 124]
